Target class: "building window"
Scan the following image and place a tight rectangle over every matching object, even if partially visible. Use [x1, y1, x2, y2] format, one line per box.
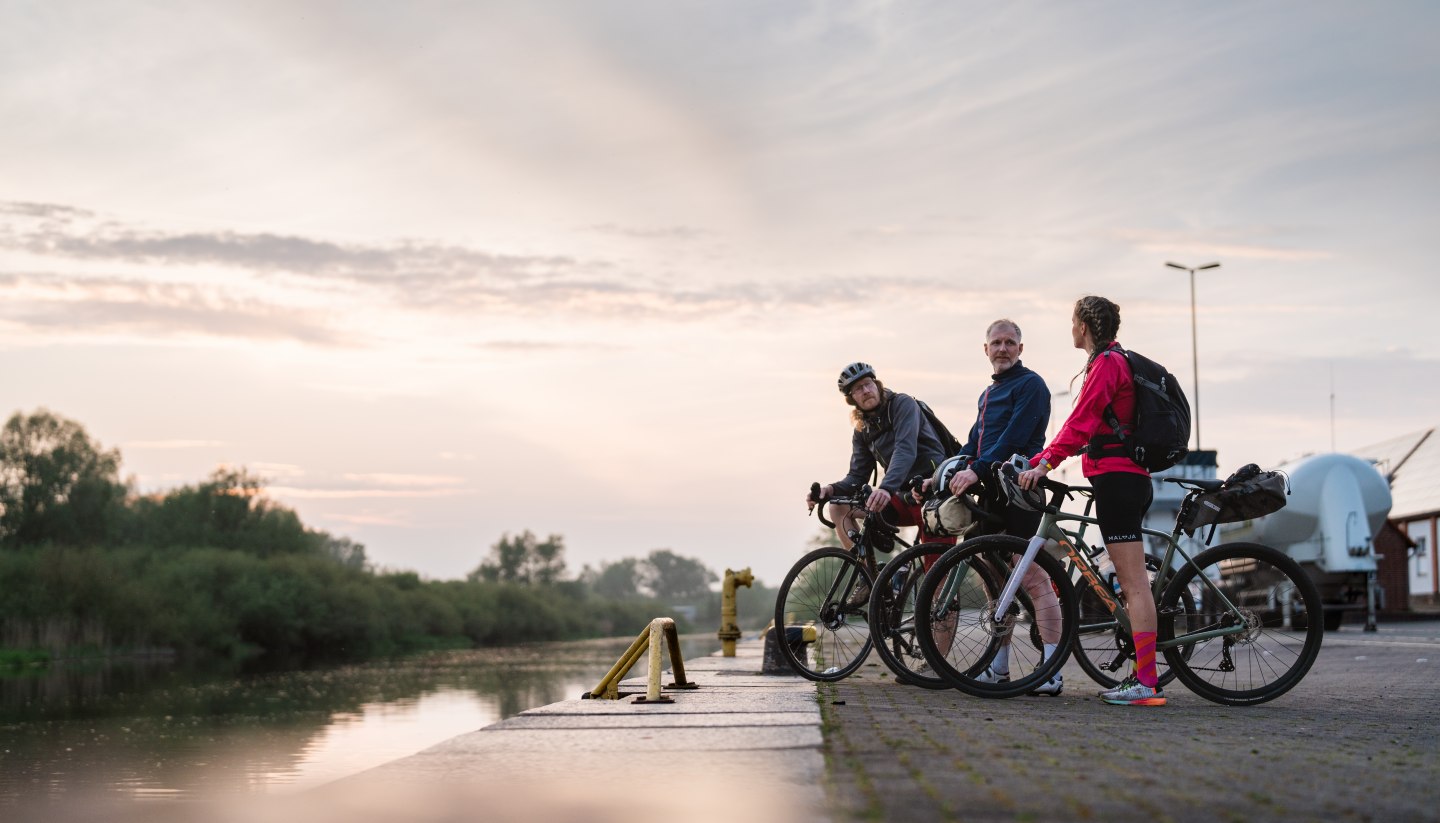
[1416, 535, 1429, 577]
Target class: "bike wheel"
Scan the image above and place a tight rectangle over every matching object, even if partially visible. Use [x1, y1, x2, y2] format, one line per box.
[773, 546, 875, 681]
[868, 542, 954, 690]
[915, 535, 1077, 698]
[1157, 542, 1324, 706]
[1072, 554, 1190, 689]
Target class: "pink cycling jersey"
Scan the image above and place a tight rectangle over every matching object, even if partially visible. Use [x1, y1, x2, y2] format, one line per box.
[1033, 342, 1148, 479]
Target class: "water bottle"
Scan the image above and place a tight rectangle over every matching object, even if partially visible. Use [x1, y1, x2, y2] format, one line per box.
[891, 564, 910, 596]
[1095, 550, 1122, 596]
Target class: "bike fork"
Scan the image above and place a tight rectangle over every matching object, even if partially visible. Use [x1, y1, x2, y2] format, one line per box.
[991, 535, 1046, 626]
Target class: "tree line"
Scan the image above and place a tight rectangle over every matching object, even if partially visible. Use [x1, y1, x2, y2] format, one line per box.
[0, 409, 777, 665]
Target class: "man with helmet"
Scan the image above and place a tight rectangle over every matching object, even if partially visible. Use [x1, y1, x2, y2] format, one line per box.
[808, 362, 956, 605]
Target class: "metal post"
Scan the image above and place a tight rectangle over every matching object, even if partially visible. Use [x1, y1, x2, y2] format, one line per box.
[1365, 569, 1379, 633]
[645, 619, 666, 702]
[1189, 269, 1200, 451]
[665, 620, 698, 690]
[718, 567, 754, 656]
[1166, 261, 1220, 452]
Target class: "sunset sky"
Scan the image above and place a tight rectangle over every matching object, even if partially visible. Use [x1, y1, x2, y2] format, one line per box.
[3, 1, 1436, 587]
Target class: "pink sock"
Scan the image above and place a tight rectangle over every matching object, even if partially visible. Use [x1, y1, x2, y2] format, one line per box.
[1134, 631, 1158, 688]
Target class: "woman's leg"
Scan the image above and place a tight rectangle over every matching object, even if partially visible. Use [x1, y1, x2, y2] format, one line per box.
[1108, 539, 1158, 687]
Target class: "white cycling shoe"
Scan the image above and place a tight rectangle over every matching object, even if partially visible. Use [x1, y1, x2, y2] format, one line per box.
[973, 666, 1010, 685]
[1029, 672, 1063, 697]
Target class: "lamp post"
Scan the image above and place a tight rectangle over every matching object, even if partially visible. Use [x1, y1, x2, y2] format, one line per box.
[1164, 261, 1220, 451]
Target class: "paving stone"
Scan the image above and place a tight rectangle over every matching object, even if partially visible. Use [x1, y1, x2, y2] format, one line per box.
[821, 621, 1440, 823]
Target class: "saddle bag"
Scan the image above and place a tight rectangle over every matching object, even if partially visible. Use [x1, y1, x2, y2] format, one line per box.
[1181, 463, 1289, 539]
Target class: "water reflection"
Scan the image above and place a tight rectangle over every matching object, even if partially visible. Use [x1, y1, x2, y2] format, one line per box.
[0, 635, 720, 811]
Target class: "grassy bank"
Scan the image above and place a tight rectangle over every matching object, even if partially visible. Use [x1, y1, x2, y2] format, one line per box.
[0, 545, 687, 664]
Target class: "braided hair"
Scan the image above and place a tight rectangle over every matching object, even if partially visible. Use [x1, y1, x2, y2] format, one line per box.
[1070, 295, 1122, 390]
[1075, 295, 1120, 353]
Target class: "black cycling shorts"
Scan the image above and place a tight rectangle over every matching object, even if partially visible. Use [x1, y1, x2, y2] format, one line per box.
[1089, 472, 1153, 544]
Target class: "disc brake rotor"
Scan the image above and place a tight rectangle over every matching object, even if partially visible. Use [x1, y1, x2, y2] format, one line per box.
[979, 601, 1016, 639]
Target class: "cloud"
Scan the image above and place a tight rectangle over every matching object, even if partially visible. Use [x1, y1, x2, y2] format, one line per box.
[1203, 349, 1440, 450]
[0, 201, 96, 220]
[267, 485, 472, 500]
[340, 473, 466, 487]
[9, 197, 1347, 349]
[250, 462, 308, 480]
[1116, 228, 1335, 263]
[1, 200, 996, 328]
[320, 512, 414, 528]
[0, 202, 578, 283]
[588, 223, 710, 240]
[122, 439, 225, 450]
[0, 272, 349, 345]
[472, 340, 619, 353]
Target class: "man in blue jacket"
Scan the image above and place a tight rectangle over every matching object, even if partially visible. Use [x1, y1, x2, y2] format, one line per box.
[945, 318, 1061, 693]
[947, 318, 1051, 537]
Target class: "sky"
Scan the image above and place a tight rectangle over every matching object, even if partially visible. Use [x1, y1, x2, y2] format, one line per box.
[2, 1, 1437, 588]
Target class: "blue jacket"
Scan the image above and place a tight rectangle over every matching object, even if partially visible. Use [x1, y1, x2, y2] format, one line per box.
[835, 391, 948, 495]
[959, 362, 1050, 481]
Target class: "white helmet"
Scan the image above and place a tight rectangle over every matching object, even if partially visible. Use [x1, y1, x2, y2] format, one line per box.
[930, 455, 970, 492]
[921, 456, 977, 537]
[998, 459, 1047, 512]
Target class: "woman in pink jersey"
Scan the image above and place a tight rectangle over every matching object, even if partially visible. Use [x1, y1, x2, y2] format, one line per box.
[1017, 295, 1165, 707]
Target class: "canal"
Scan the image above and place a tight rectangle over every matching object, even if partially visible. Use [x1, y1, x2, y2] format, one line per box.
[1, 635, 721, 811]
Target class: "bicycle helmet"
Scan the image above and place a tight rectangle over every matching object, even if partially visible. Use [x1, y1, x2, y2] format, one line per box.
[998, 460, 1047, 513]
[837, 362, 876, 394]
[930, 455, 971, 493]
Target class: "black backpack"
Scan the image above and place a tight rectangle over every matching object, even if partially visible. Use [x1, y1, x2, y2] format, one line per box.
[915, 398, 963, 458]
[1087, 347, 1191, 472]
[873, 395, 963, 458]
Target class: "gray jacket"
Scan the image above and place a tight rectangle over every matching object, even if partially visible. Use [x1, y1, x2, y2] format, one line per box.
[834, 391, 948, 495]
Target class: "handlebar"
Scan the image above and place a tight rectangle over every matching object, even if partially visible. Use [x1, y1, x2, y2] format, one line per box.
[998, 457, 1086, 515]
[808, 482, 875, 529]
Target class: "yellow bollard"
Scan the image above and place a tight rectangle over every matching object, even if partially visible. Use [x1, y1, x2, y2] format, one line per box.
[645, 618, 667, 702]
[718, 567, 754, 657]
[585, 617, 696, 702]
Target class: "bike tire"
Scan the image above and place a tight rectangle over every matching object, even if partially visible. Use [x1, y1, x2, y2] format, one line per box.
[915, 535, 1077, 698]
[773, 546, 875, 681]
[868, 542, 955, 690]
[1072, 554, 1190, 689]
[1157, 541, 1324, 706]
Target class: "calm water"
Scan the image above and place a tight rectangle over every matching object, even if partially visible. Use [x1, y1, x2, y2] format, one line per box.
[0, 635, 721, 810]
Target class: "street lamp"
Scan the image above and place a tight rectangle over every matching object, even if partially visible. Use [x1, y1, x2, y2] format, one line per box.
[1164, 261, 1220, 451]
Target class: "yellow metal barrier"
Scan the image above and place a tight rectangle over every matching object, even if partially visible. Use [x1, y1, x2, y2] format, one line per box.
[583, 617, 697, 703]
[717, 567, 754, 657]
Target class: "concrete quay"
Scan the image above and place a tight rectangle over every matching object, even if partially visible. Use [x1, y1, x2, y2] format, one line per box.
[296, 637, 829, 823]
[164, 621, 1436, 823]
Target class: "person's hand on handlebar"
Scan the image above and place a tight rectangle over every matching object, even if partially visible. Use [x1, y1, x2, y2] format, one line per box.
[865, 487, 892, 512]
[1017, 462, 1049, 490]
[806, 484, 832, 511]
[948, 467, 980, 496]
[902, 474, 932, 504]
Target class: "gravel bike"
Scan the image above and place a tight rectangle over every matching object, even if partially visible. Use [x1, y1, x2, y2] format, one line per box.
[772, 483, 908, 681]
[915, 461, 1325, 705]
[865, 484, 1004, 690]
